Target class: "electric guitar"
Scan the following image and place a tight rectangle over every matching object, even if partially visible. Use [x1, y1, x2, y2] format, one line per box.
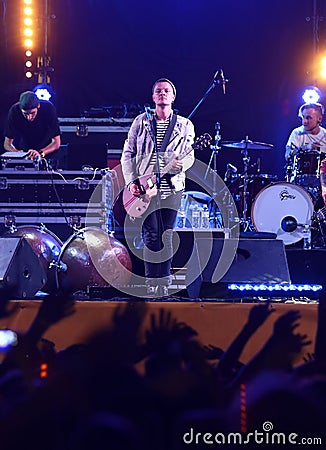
[122, 133, 212, 218]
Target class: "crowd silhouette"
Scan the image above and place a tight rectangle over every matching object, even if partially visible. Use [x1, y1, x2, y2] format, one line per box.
[0, 292, 324, 449]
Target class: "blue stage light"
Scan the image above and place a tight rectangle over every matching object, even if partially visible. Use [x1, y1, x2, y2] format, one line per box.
[228, 283, 322, 292]
[302, 86, 321, 104]
[33, 84, 52, 101]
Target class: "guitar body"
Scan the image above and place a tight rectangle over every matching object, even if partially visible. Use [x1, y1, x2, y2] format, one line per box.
[122, 133, 212, 218]
[122, 166, 158, 218]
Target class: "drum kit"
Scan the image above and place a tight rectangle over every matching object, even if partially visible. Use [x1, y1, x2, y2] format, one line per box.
[221, 137, 325, 247]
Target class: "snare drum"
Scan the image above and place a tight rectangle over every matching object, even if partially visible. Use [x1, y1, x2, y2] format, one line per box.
[251, 182, 314, 245]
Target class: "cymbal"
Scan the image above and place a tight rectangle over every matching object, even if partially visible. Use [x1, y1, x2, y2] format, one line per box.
[221, 140, 274, 150]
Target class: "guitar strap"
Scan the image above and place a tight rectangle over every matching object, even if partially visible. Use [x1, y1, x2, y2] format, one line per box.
[152, 113, 177, 188]
[153, 113, 177, 153]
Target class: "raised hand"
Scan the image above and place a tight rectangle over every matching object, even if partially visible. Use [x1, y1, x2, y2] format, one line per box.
[270, 310, 312, 365]
[273, 310, 302, 337]
[246, 301, 275, 330]
[34, 294, 76, 329]
[145, 308, 197, 353]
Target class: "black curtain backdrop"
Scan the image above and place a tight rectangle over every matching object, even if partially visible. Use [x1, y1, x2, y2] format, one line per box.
[1, 0, 325, 179]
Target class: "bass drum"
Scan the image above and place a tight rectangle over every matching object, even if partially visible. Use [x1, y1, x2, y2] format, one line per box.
[251, 182, 314, 245]
[56, 227, 132, 293]
[2, 224, 63, 293]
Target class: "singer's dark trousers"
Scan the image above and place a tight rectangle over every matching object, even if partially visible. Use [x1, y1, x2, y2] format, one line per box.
[142, 190, 183, 285]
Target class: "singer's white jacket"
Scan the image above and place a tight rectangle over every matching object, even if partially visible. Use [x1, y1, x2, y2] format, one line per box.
[121, 112, 195, 192]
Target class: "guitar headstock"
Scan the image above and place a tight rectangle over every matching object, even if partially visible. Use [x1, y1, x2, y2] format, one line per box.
[193, 133, 212, 151]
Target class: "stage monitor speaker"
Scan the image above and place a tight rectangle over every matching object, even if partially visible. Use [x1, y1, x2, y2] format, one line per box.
[0, 237, 47, 298]
[186, 238, 290, 298]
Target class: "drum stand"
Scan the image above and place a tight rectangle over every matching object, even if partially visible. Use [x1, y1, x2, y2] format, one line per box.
[240, 137, 253, 231]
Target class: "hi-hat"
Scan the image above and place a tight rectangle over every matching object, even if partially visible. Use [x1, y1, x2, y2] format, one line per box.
[221, 139, 274, 150]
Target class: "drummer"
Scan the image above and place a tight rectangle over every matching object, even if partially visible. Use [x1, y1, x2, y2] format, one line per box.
[285, 102, 326, 161]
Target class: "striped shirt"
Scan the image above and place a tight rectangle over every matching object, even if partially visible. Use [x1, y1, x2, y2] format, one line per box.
[149, 117, 173, 198]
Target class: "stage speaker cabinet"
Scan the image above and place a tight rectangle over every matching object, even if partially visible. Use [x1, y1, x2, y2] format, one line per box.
[59, 117, 132, 170]
[0, 237, 46, 298]
[186, 238, 291, 299]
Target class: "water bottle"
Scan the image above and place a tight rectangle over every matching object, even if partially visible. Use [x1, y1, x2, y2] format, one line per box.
[176, 205, 185, 228]
[191, 203, 200, 229]
[201, 205, 210, 229]
[303, 223, 311, 250]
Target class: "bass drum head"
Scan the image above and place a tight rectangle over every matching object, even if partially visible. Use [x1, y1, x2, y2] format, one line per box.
[2, 224, 63, 293]
[251, 182, 314, 245]
[57, 227, 132, 294]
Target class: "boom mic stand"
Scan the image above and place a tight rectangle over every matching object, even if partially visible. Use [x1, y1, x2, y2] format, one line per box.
[187, 69, 229, 228]
[188, 69, 228, 119]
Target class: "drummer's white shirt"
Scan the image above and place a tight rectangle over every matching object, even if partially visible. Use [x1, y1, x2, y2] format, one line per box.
[285, 125, 326, 160]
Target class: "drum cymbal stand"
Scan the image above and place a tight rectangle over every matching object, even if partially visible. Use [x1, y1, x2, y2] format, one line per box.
[240, 136, 252, 231]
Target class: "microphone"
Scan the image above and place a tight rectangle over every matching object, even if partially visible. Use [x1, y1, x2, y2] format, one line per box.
[224, 163, 237, 182]
[226, 163, 237, 173]
[219, 69, 226, 95]
[213, 69, 220, 81]
[212, 69, 227, 94]
[281, 216, 297, 232]
[144, 105, 153, 121]
[257, 157, 261, 173]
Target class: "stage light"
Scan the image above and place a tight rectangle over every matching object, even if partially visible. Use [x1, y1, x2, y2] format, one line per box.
[320, 56, 326, 79]
[22, 0, 36, 78]
[24, 38, 33, 48]
[33, 84, 52, 101]
[228, 283, 322, 298]
[24, 7, 33, 15]
[23, 28, 33, 37]
[302, 86, 321, 103]
[228, 283, 322, 292]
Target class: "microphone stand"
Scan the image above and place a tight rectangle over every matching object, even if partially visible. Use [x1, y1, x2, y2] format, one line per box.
[153, 123, 164, 284]
[205, 122, 222, 228]
[188, 69, 228, 229]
